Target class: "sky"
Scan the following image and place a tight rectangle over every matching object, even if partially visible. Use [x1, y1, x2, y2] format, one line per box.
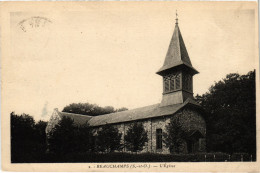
[3, 2, 257, 121]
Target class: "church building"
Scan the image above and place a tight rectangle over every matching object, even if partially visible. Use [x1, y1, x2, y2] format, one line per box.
[46, 16, 206, 154]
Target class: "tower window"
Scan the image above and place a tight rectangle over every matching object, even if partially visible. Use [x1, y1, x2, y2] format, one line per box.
[164, 77, 170, 92]
[164, 73, 181, 93]
[187, 75, 192, 91]
[170, 77, 175, 91]
[175, 74, 180, 89]
[156, 129, 162, 149]
[183, 74, 192, 92]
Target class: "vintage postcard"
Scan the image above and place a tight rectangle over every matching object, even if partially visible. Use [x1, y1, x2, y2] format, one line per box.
[1, 1, 259, 172]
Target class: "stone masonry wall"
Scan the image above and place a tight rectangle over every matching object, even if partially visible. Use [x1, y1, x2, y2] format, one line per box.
[171, 107, 206, 153]
[92, 107, 206, 154]
[174, 107, 206, 136]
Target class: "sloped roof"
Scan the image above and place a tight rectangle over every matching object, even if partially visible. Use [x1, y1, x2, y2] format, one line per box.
[188, 130, 205, 138]
[157, 23, 198, 75]
[88, 98, 201, 127]
[58, 111, 92, 126]
[57, 98, 199, 127]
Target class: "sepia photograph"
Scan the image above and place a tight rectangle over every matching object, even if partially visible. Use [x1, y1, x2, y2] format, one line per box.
[1, 1, 259, 172]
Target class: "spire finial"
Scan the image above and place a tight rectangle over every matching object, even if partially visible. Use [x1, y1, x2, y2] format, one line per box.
[175, 10, 178, 24]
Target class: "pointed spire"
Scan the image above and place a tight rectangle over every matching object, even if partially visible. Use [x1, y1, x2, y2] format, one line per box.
[157, 13, 198, 75]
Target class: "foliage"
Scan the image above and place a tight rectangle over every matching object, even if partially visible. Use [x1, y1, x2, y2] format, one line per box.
[34, 120, 48, 145]
[164, 116, 187, 154]
[74, 124, 94, 152]
[116, 107, 128, 112]
[62, 103, 128, 116]
[47, 116, 93, 154]
[124, 122, 148, 152]
[47, 116, 75, 154]
[195, 70, 256, 154]
[96, 124, 122, 152]
[11, 112, 47, 163]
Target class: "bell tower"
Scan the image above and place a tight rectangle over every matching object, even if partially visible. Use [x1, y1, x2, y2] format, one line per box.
[157, 13, 199, 107]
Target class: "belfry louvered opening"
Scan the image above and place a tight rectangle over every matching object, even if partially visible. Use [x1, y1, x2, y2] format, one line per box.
[163, 73, 181, 93]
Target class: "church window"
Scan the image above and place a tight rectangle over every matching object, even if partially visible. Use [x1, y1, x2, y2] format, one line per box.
[164, 73, 182, 93]
[175, 74, 180, 89]
[164, 78, 170, 92]
[170, 77, 175, 91]
[156, 129, 163, 149]
[187, 75, 192, 91]
[183, 75, 187, 90]
[183, 74, 192, 91]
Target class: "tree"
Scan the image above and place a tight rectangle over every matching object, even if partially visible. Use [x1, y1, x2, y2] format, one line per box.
[96, 124, 122, 152]
[164, 116, 187, 154]
[124, 122, 148, 152]
[11, 112, 35, 141]
[11, 112, 48, 162]
[62, 102, 128, 116]
[195, 70, 256, 154]
[74, 124, 93, 152]
[116, 107, 128, 112]
[34, 120, 48, 153]
[11, 112, 36, 162]
[48, 116, 93, 155]
[47, 116, 75, 154]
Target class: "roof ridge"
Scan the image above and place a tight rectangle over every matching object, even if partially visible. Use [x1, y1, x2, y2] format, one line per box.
[59, 111, 92, 117]
[177, 26, 192, 66]
[59, 103, 161, 119]
[89, 103, 161, 118]
[184, 97, 201, 107]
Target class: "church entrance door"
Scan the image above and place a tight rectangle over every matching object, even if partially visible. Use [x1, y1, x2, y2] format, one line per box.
[187, 130, 204, 153]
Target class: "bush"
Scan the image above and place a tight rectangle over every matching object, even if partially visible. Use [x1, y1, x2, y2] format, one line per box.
[11, 152, 255, 163]
[163, 116, 187, 153]
[124, 122, 148, 152]
[47, 116, 93, 155]
[11, 112, 47, 163]
[96, 124, 122, 152]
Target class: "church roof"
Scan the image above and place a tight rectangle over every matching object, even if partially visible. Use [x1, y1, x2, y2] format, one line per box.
[157, 21, 198, 75]
[57, 98, 200, 127]
[58, 111, 92, 126]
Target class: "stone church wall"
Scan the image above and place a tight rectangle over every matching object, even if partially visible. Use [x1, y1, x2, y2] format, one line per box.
[92, 107, 206, 154]
[175, 107, 206, 136]
[150, 116, 171, 154]
[47, 107, 206, 154]
[170, 107, 206, 153]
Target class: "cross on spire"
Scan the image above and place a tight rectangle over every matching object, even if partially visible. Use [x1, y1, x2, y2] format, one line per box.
[175, 10, 178, 24]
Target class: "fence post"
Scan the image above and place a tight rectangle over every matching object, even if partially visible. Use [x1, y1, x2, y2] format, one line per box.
[251, 155, 252, 162]
[229, 155, 231, 161]
[241, 155, 243, 162]
[205, 154, 206, 162]
[214, 154, 215, 161]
